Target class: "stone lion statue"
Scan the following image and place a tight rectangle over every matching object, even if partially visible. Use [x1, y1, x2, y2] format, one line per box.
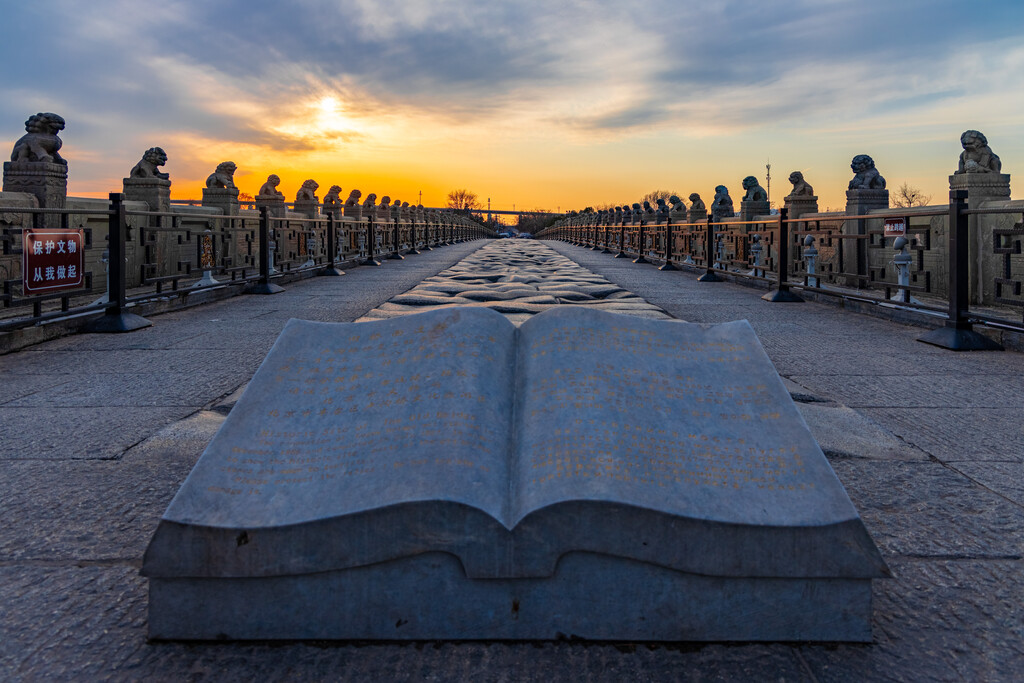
[711, 186, 734, 217]
[296, 179, 319, 202]
[848, 155, 885, 190]
[323, 185, 343, 208]
[669, 195, 687, 213]
[129, 147, 169, 179]
[379, 196, 391, 210]
[345, 189, 362, 206]
[957, 130, 1001, 174]
[206, 161, 237, 189]
[10, 113, 67, 165]
[642, 200, 655, 215]
[656, 198, 669, 218]
[362, 192, 377, 208]
[257, 174, 284, 198]
[741, 176, 768, 202]
[787, 171, 814, 197]
[688, 193, 705, 211]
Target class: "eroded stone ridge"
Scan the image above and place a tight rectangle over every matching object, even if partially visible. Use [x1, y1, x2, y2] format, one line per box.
[358, 240, 672, 324]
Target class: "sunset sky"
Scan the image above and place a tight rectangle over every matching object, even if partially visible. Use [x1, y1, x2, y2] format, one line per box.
[3, 0, 1024, 213]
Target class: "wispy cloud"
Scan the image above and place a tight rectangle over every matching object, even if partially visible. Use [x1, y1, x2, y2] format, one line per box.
[2, 0, 1023, 206]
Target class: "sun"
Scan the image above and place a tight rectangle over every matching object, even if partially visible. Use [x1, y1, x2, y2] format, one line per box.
[318, 96, 339, 115]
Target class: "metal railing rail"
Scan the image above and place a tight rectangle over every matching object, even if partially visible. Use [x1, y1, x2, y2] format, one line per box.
[0, 196, 495, 336]
[540, 193, 1024, 349]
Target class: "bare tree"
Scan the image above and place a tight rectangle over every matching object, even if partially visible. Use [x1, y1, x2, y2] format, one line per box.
[640, 189, 682, 205]
[891, 182, 931, 208]
[446, 188, 482, 211]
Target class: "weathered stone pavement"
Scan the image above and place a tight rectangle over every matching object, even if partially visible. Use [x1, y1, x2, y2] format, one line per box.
[1, 238, 1022, 682]
[359, 240, 670, 323]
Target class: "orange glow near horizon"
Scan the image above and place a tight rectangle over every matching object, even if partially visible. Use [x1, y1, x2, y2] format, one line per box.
[51, 85, 1020, 216]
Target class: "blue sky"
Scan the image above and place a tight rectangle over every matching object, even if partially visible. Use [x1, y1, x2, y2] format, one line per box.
[3, 0, 1024, 210]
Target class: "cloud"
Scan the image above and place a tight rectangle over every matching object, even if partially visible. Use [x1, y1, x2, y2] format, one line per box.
[3, 0, 1024, 194]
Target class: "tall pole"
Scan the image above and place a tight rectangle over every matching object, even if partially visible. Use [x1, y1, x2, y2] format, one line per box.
[766, 161, 772, 209]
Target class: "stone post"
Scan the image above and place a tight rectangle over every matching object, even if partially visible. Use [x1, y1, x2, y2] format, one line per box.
[3, 113, 69, 228]
[739, 199, 770, 222]
[784, 194, 818, 220]
[122, 147, 173, 281]
[949, 169, 1010, 305]
[202, 187, 239, 216]
[293, 181, 320, 267]
[3, 162, 67, 227]
[739, 176, 770, 224]
[843, 155, 889, 288]
[687, 196, 707, 224]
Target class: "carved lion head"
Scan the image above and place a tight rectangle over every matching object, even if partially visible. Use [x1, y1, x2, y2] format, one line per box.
[960, 130, 987, 149]
[851, 155, 875, 173]
[143, 147, 167, 166]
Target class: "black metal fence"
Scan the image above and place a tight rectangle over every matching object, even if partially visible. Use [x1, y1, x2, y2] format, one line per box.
[1, 193, 492, 334]
[540, 192, 1024, 350]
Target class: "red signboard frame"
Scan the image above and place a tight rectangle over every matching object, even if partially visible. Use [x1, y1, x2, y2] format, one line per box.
[22, 229, 86, 295]
[883, 218, 906, 238]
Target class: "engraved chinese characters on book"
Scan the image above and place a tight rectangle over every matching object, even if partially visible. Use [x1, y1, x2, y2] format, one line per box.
[161, 306, 861, 541]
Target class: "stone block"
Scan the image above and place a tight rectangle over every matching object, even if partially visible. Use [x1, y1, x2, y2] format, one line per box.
[3, 161, 67, 227]
[202, 187, 239, 216]
[122, 177, 171, 213]
[143, 306, 888, 641]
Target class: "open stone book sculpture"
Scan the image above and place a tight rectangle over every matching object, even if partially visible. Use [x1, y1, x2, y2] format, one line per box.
[143, 306, 887, 642]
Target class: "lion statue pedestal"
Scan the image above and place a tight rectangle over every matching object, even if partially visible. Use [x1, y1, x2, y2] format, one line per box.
[3, 161, 67, 226]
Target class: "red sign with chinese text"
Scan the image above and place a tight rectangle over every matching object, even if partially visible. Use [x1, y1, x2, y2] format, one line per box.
[883, 218, 906, 237]
[22, 229, 85, 295]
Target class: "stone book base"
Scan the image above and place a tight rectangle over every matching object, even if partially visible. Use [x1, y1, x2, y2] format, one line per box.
[143, 306, 888, 642]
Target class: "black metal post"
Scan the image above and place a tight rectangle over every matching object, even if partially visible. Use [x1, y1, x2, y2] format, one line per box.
[659, 218, 677, 271]
[363, 217, 381, 266]
[408, 219, 420, 254]
[86, 193, 153, 331]
[634, 217, 650, 264]
[389, 218, 404, 260]
[421, 221, 432, 250]
[615, 219, 628, 258]
[697, 217, 721, 282]
[245, 205, 285, 294]
[762, 208, 802, 302]
[322, 213, 344, 276]
[918, 190, 1002, 350]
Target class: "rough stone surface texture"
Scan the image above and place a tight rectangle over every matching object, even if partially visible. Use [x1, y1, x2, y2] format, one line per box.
[1, 237, 1022, 681]
[358, 240, 671, 324]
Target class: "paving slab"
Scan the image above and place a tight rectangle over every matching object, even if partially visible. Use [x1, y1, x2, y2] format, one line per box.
[1, 238, 1022, 680]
